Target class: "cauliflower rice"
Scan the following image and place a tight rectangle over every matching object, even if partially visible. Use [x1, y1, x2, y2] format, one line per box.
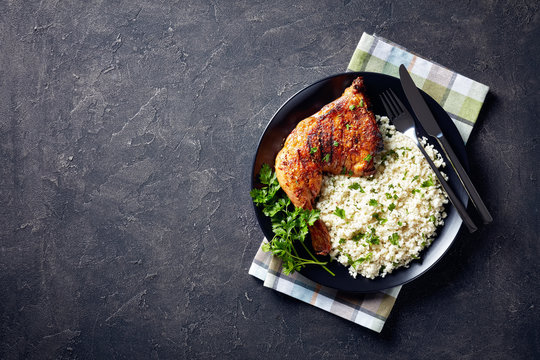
[315, 116, 448, 279]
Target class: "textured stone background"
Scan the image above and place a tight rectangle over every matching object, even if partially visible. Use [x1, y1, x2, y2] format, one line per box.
[1, 0, 538, 359]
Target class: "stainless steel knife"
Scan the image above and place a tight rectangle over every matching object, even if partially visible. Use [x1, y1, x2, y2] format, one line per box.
[399, 64, 493, 224]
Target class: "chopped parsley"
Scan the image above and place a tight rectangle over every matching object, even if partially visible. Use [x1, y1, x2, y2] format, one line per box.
[346, 252, 372, 267]
[412, 175, 420, 182]
[398, 220, 403, 226]
[380, 149, 398, 164]
[364, 154, 372, 162]
[388, 203, 396, 211]
[333, 141, 339, 147]
[349, 104, 356, 110]
[346, 124, 350, 130]
[385, 193, 392, 199]
[359, 99, 364, 107]
[352, 231, 365, 241]
[412, 188, 421, 195]
[368, 199, 379, 206]
[348, 183, 365, 192]
[402, 170, 408, 180]
[372, 213, 387, 224]
[333, 207, 346, 219]
[322, 153, 330, 162]
[365, 228, 380, 245]
[421, 177, 435, 187]
[309, 146, 318, 154]
[388, 233, 400, 246]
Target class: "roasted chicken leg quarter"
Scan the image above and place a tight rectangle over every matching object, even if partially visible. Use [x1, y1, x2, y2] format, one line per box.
[275, 77, 383, 255]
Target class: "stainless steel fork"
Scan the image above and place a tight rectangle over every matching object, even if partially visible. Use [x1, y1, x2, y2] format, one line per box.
[380, 89, 477, 233]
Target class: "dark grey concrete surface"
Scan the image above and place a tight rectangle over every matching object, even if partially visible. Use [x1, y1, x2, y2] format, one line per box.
[1, 0, 538, 359]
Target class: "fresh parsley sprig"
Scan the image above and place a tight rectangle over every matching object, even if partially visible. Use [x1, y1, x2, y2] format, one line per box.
[251, 164, 335, 276]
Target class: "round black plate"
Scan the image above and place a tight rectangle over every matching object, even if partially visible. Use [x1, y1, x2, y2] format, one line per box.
[251, 72, 469, 293]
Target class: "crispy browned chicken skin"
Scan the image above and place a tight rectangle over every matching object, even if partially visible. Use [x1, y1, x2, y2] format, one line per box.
[275, 77, 382, 255]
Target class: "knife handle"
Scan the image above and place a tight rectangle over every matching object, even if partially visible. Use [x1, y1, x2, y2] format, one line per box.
[416, 142, 478, 233]
[438, 136, 493, 224]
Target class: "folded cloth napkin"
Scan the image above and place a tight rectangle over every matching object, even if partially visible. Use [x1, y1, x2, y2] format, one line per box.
[249, 32, 489, 333]
[348, 33, 489, 143]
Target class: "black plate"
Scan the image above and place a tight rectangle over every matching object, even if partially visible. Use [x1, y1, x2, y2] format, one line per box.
[251, 72, 469, 293]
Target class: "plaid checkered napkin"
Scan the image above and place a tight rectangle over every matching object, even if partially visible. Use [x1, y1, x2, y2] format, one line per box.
[249, 241, 401, 332]
[348, 33, 489, 143]
[249, 33, 489, 333]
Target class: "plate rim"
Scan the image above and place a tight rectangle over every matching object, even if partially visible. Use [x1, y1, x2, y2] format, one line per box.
[250, 71, 469, 293]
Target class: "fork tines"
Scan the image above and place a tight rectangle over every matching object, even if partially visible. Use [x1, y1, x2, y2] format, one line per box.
[380, 89, 407, 119]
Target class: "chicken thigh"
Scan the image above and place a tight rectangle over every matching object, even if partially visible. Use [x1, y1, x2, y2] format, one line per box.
[275, 77, 382, 255]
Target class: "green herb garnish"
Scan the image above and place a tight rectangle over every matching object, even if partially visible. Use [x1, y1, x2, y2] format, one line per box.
[421, 177, 435, 187]
[388, 233, 400, 246]
[334, 207, 346, 219]
[309, 146, 318, 154]
[364, 154, 372, 162]
[380, 149, 398, 164]
[346, 252, 372, 267]
[368, 199, 379, 206]
[349, 104, 356, 110]
[251, 164, 334, 276]
[348, 182, 365, 192]
[352, 232, 365, 241]
[322, 153, 330, 162]
[333, 141, 339, 147]
[372, 213, 387, 225]
[388, 203, 396, 211]
[365, 228, 380, 245]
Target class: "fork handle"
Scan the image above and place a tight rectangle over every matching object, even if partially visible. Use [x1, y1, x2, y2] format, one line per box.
[417, 143, 478, 233]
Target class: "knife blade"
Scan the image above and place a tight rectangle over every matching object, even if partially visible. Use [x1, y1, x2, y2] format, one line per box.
[399, 64, 493, 224]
